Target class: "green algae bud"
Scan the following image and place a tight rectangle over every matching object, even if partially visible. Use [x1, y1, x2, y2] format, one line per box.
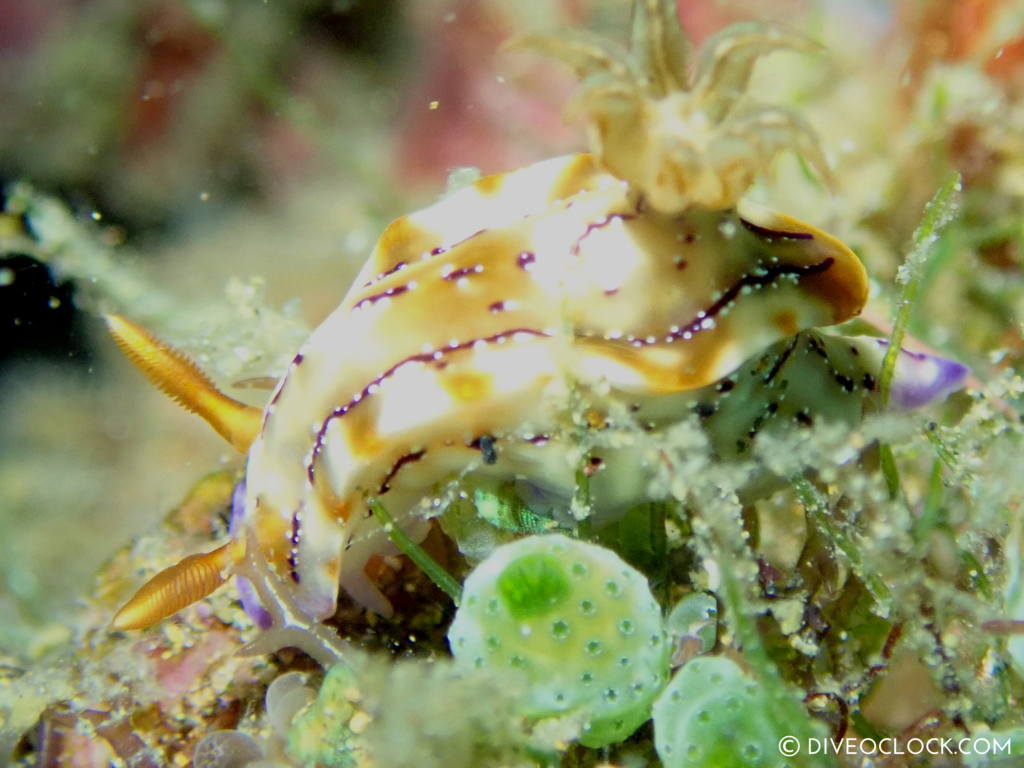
[448, 533, 670, 748]
[653, 656, 777, 768]
[287, 663, 364, 768]
[497, 552, 571, 619]
[666, 593, 718, 656]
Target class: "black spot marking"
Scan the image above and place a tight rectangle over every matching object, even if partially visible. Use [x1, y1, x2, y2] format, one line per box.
[475, 435, 498, 465]
[795, 410, 814, 427]
[287, 508, 303, 584]
[834, 373, 855, 393]
[807, 335, 829, 359]
[693, 402, 716, 419]
[716, 379, 735, 393]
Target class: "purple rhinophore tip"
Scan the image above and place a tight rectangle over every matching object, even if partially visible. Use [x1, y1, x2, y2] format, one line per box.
[237, 576, 274, 630]
[228, 479, 247, 537]
[876, 340, 971, 410]
[228, 479, 273, 630]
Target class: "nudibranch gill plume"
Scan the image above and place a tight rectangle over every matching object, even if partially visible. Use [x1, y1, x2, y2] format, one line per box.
[106, 0, 871, 638]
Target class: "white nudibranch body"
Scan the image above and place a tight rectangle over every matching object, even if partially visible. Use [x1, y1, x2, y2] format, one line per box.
[241, 152, 865, 620]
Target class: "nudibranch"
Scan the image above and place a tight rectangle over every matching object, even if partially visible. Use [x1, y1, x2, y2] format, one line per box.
[108, 0, 872, 633]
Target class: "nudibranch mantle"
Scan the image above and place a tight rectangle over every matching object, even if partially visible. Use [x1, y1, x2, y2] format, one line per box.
[107, 0, 873, 633]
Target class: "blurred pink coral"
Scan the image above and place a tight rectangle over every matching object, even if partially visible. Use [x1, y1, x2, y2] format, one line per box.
[394, 0, 584, 188]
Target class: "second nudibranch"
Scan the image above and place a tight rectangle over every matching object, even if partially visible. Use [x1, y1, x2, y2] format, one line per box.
[108, 0, 874, 631]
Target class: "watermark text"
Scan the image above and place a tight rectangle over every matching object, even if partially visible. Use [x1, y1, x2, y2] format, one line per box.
[777, 735, 1012, 759]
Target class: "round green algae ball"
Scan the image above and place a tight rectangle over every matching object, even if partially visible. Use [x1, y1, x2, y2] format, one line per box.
[653, 656, 778, 768]
[447, 533, 670, 747]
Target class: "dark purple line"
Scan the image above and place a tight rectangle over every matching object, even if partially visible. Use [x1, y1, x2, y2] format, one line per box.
[442, 265, 482, 281]
[378, 450, 427, 493]
[616, 257, 835, 348]
[362, 260, 408, 288]
[263, 352, 307, 427]
[353, 283, 410, 311]
[740, 218, 814, 241]
[488, 301, 506, 313]
[431, 228, 487, 256]
[765, 334, 801, 383]
[570, 212, 637, 256]
[306, 327, 550, 483]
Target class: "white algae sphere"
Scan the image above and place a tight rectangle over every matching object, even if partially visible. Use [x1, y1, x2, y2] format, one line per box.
[447, 533, 670, 747]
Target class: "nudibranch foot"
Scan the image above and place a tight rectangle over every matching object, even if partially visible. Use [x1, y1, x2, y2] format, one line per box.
[515, 0, 830, 212]
[235, 531, 352, 667]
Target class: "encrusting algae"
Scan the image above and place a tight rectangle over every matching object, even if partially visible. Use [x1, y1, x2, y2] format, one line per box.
[2, 0, 1024, 766]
